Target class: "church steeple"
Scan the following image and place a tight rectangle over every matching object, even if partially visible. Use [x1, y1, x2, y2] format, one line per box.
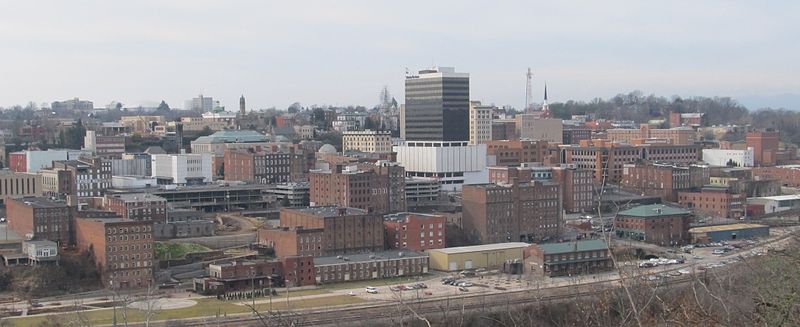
[239, 95, 246, 116]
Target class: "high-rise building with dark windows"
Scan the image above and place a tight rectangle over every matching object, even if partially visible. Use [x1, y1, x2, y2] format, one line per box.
[404, 67, 470, 141]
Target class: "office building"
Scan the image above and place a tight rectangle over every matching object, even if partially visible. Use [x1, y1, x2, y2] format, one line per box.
[677, 186, 744, 219]
[469, 101, 493, 145]
[516, 116, 563, 143]
[394, 140, 487, 192]
[606, 124, 697, 145]
[223, 147, 304, 184]
[103, 193, 168, 223]
[151, 153, 213, 185]
[343, 130, 393, 153]
[51, 98, 93, 113]
[404, 67, 470, 141]
[309, 162, 404, 214]
[0, 171, 42, 204]
[621, 163, 709, 202]
[185, 94, 214, 112]
[562, 125, 592, 145]
[83, 131, 126, 159]
[484, 139, 549, 166]
[41, 158, 112, 197]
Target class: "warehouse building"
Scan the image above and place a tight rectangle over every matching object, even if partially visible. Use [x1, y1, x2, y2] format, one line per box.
[689, 223, 769, 243]
[428, 242, 530, 271]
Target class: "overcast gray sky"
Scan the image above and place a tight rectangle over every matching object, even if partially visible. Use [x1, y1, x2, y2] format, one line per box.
[1, 1, 798, 110]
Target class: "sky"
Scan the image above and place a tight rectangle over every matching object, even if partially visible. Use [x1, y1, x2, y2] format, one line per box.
[1, 1, 799, 110]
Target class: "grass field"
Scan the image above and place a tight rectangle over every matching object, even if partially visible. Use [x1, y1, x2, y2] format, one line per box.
[154, 242, 211, 260]
[10, 295, 363, 327]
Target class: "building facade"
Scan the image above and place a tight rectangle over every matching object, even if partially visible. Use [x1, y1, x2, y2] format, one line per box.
[394, 141, 488, 192]
[0, 171, 42, 204]
[526, 240, 613, 277]
[83, 131, 126, 159]
[702, 148, 755, 167]
[469, 101, 493, 145]
[621, 163, 709, 202]
[462, 180, 562, 244]
[484, 140, 549, 166]
[677, 186, 744, 219]
[516, 116, 563, 143]
[151, 153, 213, 185]
[223, 148, 303, 184]
[6, 197, 72, 245]
[383, 212, 446, 251]
[103, 193, 168, 223]
[74, 217, 155, 288]
[342, 130, 393, 153]
[314, 251, 428, 284]
[404, 67, 470, 141]
[746, 131, 780, 166]
[615, 204, 691, 245]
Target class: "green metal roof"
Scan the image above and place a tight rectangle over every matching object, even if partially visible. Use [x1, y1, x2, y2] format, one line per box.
[618, 204, 690, 218]
[537, 239, 608, 254]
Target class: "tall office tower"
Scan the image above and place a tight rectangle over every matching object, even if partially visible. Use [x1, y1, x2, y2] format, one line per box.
[404, 67, 470, 141]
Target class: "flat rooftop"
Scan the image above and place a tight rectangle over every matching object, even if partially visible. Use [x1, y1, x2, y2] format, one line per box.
[618, 204, 690, 218]
[537, 239, 608, 255]
[690, 223, 768, 234]
[750, 194, 800, 201]
[428, 242, 530, 255]
[286, 206, 367, 217]
[314, 250, 427, 266]
[11, 197, 67, 209]
[108, 193, 166, 202]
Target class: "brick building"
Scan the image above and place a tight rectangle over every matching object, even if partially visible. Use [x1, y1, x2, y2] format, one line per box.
[561, 139, 701, 184]
[463, 180, 562, 244]
[489, 165, 593, 214]
[194, 257, 315, 294]
[314, 251, 428, 284]
[615, 204, 691, 245]
[621, 163, 709, 202]
[669, 112, 704, 128]
[746, 131, 780, 166]
[491, 120, 516, 140]
[484, 140, 549, 166]
[753, 165, 800, 187]
[260, 207, 384, 257]
[83, 131, 126, 159]
[526, 239, 613, 277]
[310, 163, 404, 214]
[606, 124, 697, 145]
[562, 125, 592, 145]
[48, 158, 112, 197]
[223, 147, 305, 184]
[103, 193, 168, 223]
[677, 186, 744, 219]
[74, 216, 155, 288]
[6, 197, 72, 245]
[383, 212, 446, 251]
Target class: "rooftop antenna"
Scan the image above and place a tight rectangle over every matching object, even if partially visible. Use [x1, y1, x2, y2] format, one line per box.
[525, 68, 534, 112]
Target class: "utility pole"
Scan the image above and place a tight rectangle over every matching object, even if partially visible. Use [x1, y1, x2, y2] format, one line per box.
[250, 267, 255, 309]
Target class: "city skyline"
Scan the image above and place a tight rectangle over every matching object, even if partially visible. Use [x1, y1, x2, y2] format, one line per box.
[1, 1, 799, 110]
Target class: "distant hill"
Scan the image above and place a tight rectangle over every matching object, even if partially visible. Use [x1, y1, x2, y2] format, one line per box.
[737, 93, 800, 111]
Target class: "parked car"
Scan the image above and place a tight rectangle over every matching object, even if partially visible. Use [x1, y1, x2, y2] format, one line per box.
[458, 287, 469, 292]
[366, 287, 378, 294]
[347, 291, 357, 296]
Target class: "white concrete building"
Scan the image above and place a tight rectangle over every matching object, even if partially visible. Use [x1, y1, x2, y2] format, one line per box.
[394, 141, 488, 192]
[748, 194, 800, 214]
[111, 176, 158, 189]
[702, 147, 754, 167]
[10, 149, 92, 173]
[151, 153, 213, 185]
[469, 101, 493, 145]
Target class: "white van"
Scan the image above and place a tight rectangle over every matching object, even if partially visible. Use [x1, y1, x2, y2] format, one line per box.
[365, 286, 378, 294]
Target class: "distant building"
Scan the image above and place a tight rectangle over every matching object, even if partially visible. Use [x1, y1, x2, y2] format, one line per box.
[484, 140, 550, 166]
[269, 182, 310, 207]
[83, 131, 126, 159]
[0, 171, 42, 204]
[746, 131, 780, 166]
[151, 153, 213, 185]
[753, 165, 800, 187]
[103, 193, 168, 223]
[491, 119, 516, 140]
[702, 148, 754, 167]
[526, 239, 613, 277]
[621, 163, 709, 202]
[314, 251, 428, 284]
[405, 177, 440, 210]
[342, 130, 392, 153]
[194, 257, 315, 295]
[223, 147, 304, 184]
[309, 162, 404, 214]
[606, 124, 697, 145]
[562, 125, 592, 145]
[669, 112, 704, 128]
[469, 101, 493, 145]
[51, 98, 93, 113]
[8, 149, 92, 173]
[394, 141, 487, 192]
[40, 158, 112, 198]
[404, 67, 470, 142]
[111, 153, 152, 176]
[516, 116, 563, 143]
[747, 194, 800, 214]
[22, 240, 59, 266]
[615, 204, 691, 245]
[185, 94, 214, 112]
[383, 212, 446, 251]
